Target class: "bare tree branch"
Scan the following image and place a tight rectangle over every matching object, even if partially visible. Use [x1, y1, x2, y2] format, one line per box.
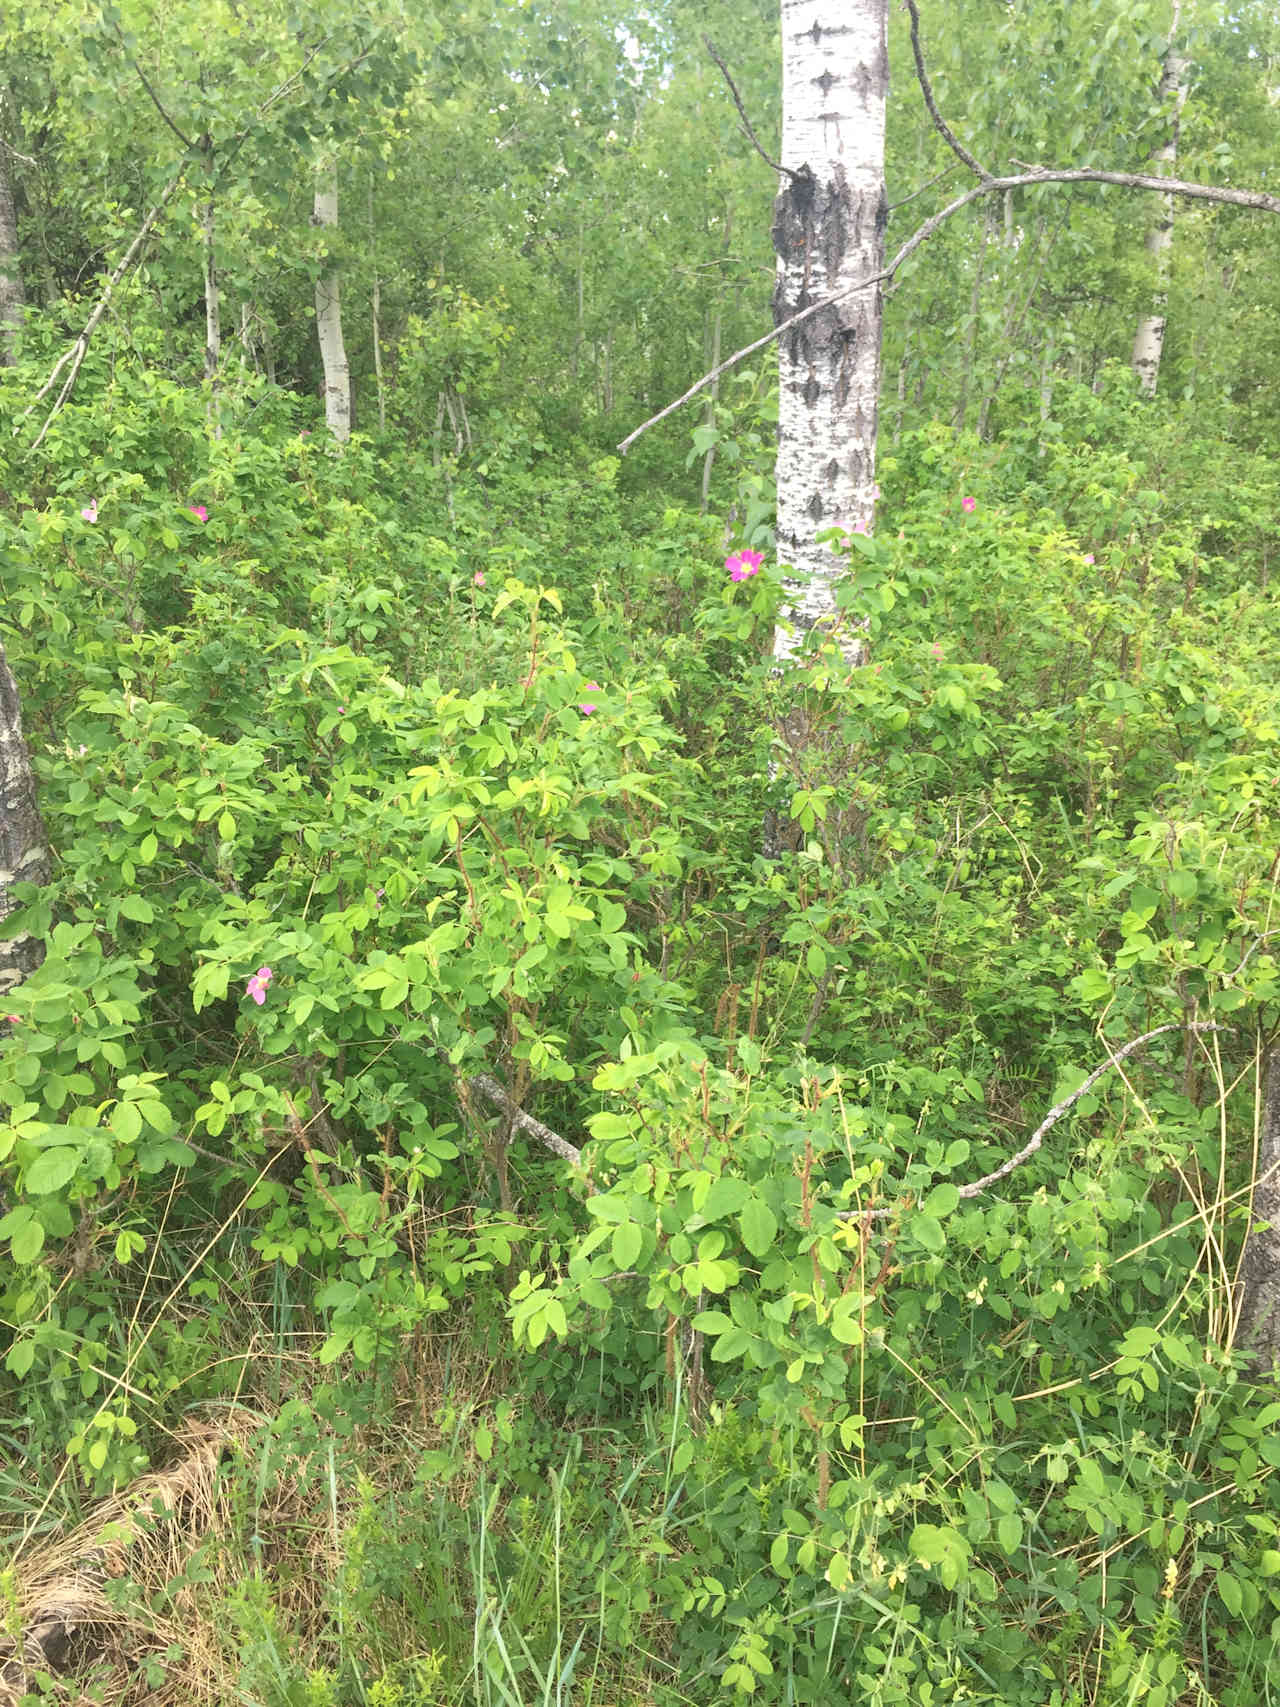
[703, 36, 800, 183]
[468, 1071, 581, 1166]
[955, 1023, 1229, 1200]
[903, 0, 991, 181]
[113, 21, 196, 152]
[838, 1022, 1231, 1221]
[21, 168, 187, 449]
[887, 163, 958, 213]
[619, 165, 1280, 452]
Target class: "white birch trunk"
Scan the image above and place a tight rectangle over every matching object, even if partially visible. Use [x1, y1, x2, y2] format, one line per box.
[1131, 5, 1189, 398]
[314, 166, 351, 441]
[0, 104, 24, 367]
[0, 642, 51, 994]
[772, 0, 888, 668]
[203, 201, 220, 381]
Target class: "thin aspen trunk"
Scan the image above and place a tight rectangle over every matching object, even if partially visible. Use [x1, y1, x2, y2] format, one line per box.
[893, 319, 912, 444]
[0, 105, 24, 366]
[1037, 327, 1056, 457]
[978, 213, 1060, 438]
[772, 0, 889, 669]
[572, 216, 584, 392]
[1131, 3, 1189, 397]
[313, 165, 351, 441]
[238, 302, 261, 375]
[202, 189, 222, 438]
[368, 177, 386, 433]
[0, 642, 51, 996]
[700, 204, 733, 513]
[700, 303, 723, 514]
[954, 204, 995, 431]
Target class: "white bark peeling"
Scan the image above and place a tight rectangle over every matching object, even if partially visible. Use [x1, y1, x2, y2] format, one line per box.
[314, 169, 352, 441]
[772, 0, 888, 667]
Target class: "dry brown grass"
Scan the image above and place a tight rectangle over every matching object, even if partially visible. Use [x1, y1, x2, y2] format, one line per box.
[1, 1411, 264, 1705]
[0, 1325, 501, 1705]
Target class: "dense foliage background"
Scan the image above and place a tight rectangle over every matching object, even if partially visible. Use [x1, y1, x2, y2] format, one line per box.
[1, 2, 1279, 1704]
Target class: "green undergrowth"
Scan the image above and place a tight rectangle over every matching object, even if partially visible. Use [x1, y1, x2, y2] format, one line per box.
[1, 349, 1278, 1704]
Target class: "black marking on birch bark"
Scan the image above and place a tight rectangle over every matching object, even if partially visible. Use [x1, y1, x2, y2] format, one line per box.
[807, 491, 825, 522]
[803, 373, 821, 406]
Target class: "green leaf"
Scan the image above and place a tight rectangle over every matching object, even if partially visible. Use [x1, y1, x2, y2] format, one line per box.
[611, 1221, 643, 1269]
[909, 1524, 971, 1589]
[911, 1212, 946, 1254]
[695, 1175, 751, 1223]
[1218, 1571, 1243, 1616]
[829, 1298, 863, 1346]
[9, 1215, 46, 1264]
[24, 1147, 81, 1194]
[6, 1338, 35, 1377]
[739, 1197, 778, 1258]
[112, 1101, 143, 1144]
[997, 1514, 1023, 1555]
[588, 1111, 633, 1142]
[922, 1183, 960, 1217]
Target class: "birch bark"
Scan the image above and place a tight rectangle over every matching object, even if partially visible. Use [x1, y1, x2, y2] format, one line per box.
[0, 642, 51, 995]
[0, 114, 24, 367]
[1131, 4, 1189, 398]
[772, 0, 888, 668]
[314, 166, 352, 441]
[1236, 1053, 1280, 1378]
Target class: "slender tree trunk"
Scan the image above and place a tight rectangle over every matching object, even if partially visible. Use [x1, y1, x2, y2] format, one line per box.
[893, 315, 912, 445]
[0, 643, 51, 996]
[700, 203, 734, 513]
[202, 181, 222, 437]
[1235, 1051, 1280, 1378]
[954, 204, 994, 431]
[314, 165, 351, 441]
[0, 111, 24, 367]
[772, 0, 889, 668]
[572, 214, 585, 398]
[699, 299, 723, 515]
[1038, 326, 1056, 457]
[1131, 4, 1189, 398]
[368, 176, 386, 434]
